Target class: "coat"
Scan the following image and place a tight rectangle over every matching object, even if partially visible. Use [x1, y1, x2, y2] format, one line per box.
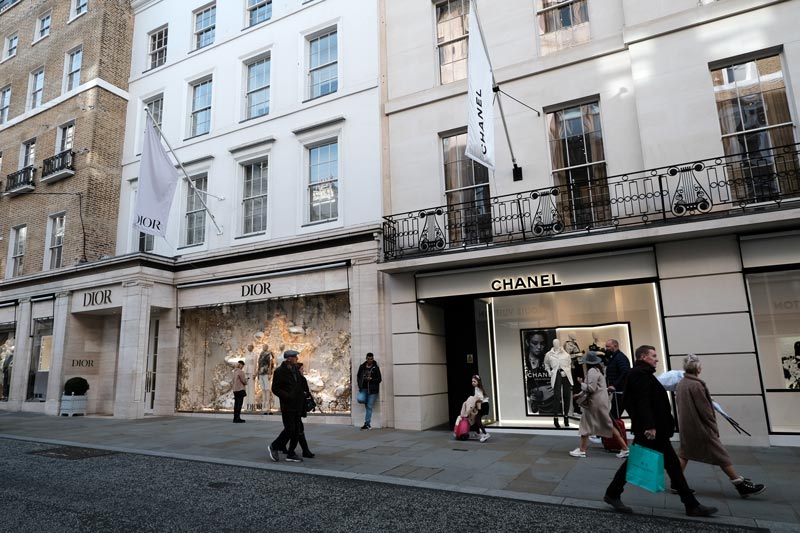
[675, 373, 732, 466]
[605, 350, 631, 391]
[544, 349, 573, 388]
[357, 362, 382, 394]
[577, 367, 614, 438]
[271, 362, 305, 413]
[232, 367, 247, 393]
[623, 360, 675, 440]
[459, 395, 482, 425]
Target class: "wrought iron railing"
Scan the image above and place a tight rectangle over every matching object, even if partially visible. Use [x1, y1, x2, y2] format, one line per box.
[41, 150, 75, 178]
[383, 143, 800, 260]
[4, 166, 35, 193]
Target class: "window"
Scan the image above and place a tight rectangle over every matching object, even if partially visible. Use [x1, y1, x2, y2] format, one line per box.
[27, 319, 53, 401]
[308, 30, 338, 99]
[65, 48, 82, 92]
[29, 68, 44, 109]
[185, 175, 207, 245]
[145, 94, 164, 128]
[0, 0, 21, 14]
[58, 122, 75, 152]
[546, 101, 610, 230]
[711, 54, 798, 202]
[74, 0, 88, 16]
[4, 33, 17, 58]
[190, 78, 212, 137]
[436, 0, 469, 84]
[149, 27, 168, 69]
[308, 141, 338, 222]
[0, 86, 9, 124]
[536, 0, 590, 54]
[47, 214, 65, 269]
[442, 132, 491, 245]
[10, 225, 26, 277]
[242, 159, 268, 234]
[194, 4, 216, 50]
[245, 56, 270, 119]
[248, 0, 272, 27]
[36, 12, 51, 40]
[138, 232, 154, 252]
[22, 138, 36, 168]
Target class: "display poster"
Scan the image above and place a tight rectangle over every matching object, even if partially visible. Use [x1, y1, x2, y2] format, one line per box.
[521, 328, 557, 416]
[779, 337, 800, 389]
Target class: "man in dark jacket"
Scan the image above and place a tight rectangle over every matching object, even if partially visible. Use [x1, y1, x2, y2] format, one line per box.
[604, 339, 630, 418]
[603, 345, 717, 517]
[267, 350, 306, 463]
[357, 352, 382, 430]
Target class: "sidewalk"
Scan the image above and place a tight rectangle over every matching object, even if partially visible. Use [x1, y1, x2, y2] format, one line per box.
[1, 412, 798, 532]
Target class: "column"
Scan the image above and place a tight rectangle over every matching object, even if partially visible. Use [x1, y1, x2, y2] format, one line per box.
[6, 298, 32, 409]
[44, 292, 71, 416]
[114, 281, 152, 419]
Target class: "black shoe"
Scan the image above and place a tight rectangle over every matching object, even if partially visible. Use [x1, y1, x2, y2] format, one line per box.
[302, 451, 315, 458]
[554, 418, 561, 429]
[603, 495, 633, 514]
[686, 504, 718, 517]
[285, 454, 303, 463]
[233, 419, 246, 423]
[669, 486, 696, 495]
[361, 424, 371, 430]
[267, 444, 278, 462]
[564, 417, 570, 428]
[734, 478, 766, 498]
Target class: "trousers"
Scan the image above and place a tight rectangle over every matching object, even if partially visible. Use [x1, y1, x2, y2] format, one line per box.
[554, 371, 571, 417]
[272, 410, 302, 454]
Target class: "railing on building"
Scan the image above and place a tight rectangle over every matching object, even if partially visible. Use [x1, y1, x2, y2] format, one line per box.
[4, 166, 35, 196]
[41, 150, 76, 183]
[383, 143, 800, 260]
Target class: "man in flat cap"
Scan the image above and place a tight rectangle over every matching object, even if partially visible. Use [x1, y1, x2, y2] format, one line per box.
[267, 350, 306, 462]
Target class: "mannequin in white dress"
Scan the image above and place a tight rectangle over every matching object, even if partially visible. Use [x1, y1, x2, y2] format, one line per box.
[545, 339, 573, 428]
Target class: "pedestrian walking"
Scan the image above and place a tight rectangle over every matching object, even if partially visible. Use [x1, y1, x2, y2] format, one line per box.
[569, 352, 628, 458]
[267, 350, 305, 463]
[232, 360, 247, 423]
[295, 363, 315, 459]
[676, 354, 765, 498]
[603, 345, 718, 517]
[464, 375, 490, 442]
[357, 352, 382, 430]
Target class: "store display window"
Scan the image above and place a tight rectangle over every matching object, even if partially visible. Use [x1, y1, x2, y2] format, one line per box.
[27, 319, 53, 401]
[0, 327, 15, 401]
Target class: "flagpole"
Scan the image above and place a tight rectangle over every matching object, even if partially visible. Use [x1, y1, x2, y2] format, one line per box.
[471, 0, 521, 176]
[143, 107, 224, 236]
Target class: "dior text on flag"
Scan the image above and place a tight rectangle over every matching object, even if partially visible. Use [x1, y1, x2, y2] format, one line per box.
[134, 114, 179, 238]
[465, 1, 495, 170]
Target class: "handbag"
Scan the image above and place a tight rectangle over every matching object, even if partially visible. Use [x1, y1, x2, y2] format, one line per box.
[453, 416, 470, 440]
[303, 396, 316, 414]
[625, 444, 665, 493]
[357, 389, 368, 404]
[574, 391, 590, 408]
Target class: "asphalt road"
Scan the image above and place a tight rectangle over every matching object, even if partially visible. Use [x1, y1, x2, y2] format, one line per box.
[0, 439, 763, 533]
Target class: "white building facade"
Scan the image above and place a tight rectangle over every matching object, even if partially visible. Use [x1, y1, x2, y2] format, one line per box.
[381, 0, 800, 446]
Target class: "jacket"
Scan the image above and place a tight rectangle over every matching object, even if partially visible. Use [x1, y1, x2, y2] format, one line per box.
[675, 373, 732, 465]
[357, 362, 382, 394]
[232, 367, 247, 393]
[271, 362, 305, 412]
[605, 350, 631, 391]
[544, 349, 573, 388]
[622, 360, 675, 440]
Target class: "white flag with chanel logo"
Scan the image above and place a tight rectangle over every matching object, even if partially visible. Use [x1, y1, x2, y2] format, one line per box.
[465, 1, 495, 170]
[134, 114, 179, 238]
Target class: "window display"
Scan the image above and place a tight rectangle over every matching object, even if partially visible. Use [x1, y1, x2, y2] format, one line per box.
[0, 331, 15, 401]
[27, 319, 53, 401]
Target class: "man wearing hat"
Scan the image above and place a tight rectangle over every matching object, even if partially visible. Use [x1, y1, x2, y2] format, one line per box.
[267, 350, 306, 463]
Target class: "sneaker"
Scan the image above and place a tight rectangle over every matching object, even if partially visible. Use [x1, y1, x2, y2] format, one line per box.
[615, 449, 629, 458]
[285, 454, 303, 463]
[302, 451, 315, 459]
[734, 478, 766, 498]
[686, 504, 717, 517]
[479, 433, 491, 443]
[360, 423, 371, 430]
[569, 448, 586, 458]
[267, 444, 278, 463]
[603, 495, 633, 514]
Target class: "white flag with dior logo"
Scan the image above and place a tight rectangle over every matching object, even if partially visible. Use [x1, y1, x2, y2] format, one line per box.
[134, 114, 179, 238]
[465, 0, 495, 170]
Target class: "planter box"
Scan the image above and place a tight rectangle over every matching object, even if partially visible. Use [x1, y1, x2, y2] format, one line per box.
[60, 393, 87, 416]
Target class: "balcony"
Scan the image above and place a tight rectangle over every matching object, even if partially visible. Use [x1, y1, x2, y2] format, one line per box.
[383, 143, 800, 261]
[41, 150, 75, 184]
[4, 166, 35, 196]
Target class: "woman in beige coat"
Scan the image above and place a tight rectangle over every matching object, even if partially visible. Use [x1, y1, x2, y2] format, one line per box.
[676, 354, 765, 498]
[568, 352, 629, 458]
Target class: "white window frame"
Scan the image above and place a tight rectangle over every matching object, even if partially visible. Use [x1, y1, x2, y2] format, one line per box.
[3, 32, 17, 59]
[64, 46, 83, 93]
[148, 26, 168, 70]
[71, 0, 88, 19]
[241, 157, 269, 235]
[45, 213, 66, 270]
[183, 174, 208, 246]
[35, 11, 51, 42]
[145, 93, 164, 128]
[435, 0, 469, 85]
[244, 54, 270, 119]
[21, 138, 36, 169]
[189, 76, 212, 138]
[8, 225, 26, 278]
[0, 85, 10, 124]
[28, 67, 44, 110]
[193, 4, 216, 50]
[57, 121, 75, 153]
[305, 138, 339, 224]
[306, 27, 338, 100]
[247, 0, 272, 27]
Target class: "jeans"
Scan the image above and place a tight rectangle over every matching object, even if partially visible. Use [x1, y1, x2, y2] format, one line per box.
[364, 392, 378, 425]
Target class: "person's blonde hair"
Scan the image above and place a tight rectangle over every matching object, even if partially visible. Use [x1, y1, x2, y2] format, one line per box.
[683, 353, 701, 375]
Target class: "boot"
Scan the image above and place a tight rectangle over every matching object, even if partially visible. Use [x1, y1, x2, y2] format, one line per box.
[299, 433, 315, 458]
[564, 416, 570, 428]
[553, 417, 560, 428]
[733, 478, 766, 498]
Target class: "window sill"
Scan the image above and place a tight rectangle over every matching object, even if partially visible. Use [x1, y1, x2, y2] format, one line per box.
[142, 63, 167, 75]
[234, 231, 266, 240]
[184, 132, 210, 141]
[188, 43, 214, 55]
[242, 18, 272, 32]
[239, 112, 270, 124]
[31, 34, 50, 47]
[302, 90, 338, 104]
[0, 53, 15, 65]
[67, 11, 87, 25]
[177, 243, 204, 250]
[301, 219, 338, 228]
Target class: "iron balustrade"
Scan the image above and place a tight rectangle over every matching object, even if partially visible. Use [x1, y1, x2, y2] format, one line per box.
[383, 143, 800, 260]
[41, 150, 75, 179]
[4, 166, 35, 193]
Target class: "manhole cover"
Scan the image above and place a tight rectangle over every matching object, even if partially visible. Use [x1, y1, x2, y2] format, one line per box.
[29, 447, 116, 460]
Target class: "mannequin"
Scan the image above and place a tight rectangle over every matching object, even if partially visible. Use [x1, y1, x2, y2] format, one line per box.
[564, 332, 585, 414]
[244, 344, 257, 411]
[588, 330, 602, 354]
[544, 339, 573, 428]
[1, 344, 13, 400]
[258, 345, 275, 413]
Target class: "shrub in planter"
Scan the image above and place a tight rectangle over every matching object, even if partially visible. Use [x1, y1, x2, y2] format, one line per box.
[64, 377, 90, 396]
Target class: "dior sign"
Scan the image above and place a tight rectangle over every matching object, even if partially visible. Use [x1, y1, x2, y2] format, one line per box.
[241, 282, 272, 298]
[83, 289, 112, 307]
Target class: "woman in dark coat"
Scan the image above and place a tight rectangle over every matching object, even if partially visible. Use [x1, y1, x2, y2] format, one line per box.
[676, 354, 765, 498]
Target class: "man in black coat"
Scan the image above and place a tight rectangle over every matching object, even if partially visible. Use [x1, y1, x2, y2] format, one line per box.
[603, 345, 717, 517]
[356, 352, 382, 430]
[267, 350, 306, 463]
[604, 339, 630, 418]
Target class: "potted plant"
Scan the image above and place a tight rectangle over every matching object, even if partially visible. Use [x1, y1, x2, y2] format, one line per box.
[60, 377, 89, 416]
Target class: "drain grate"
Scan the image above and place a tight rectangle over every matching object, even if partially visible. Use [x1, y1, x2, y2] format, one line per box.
[29, 446, 116, 460]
